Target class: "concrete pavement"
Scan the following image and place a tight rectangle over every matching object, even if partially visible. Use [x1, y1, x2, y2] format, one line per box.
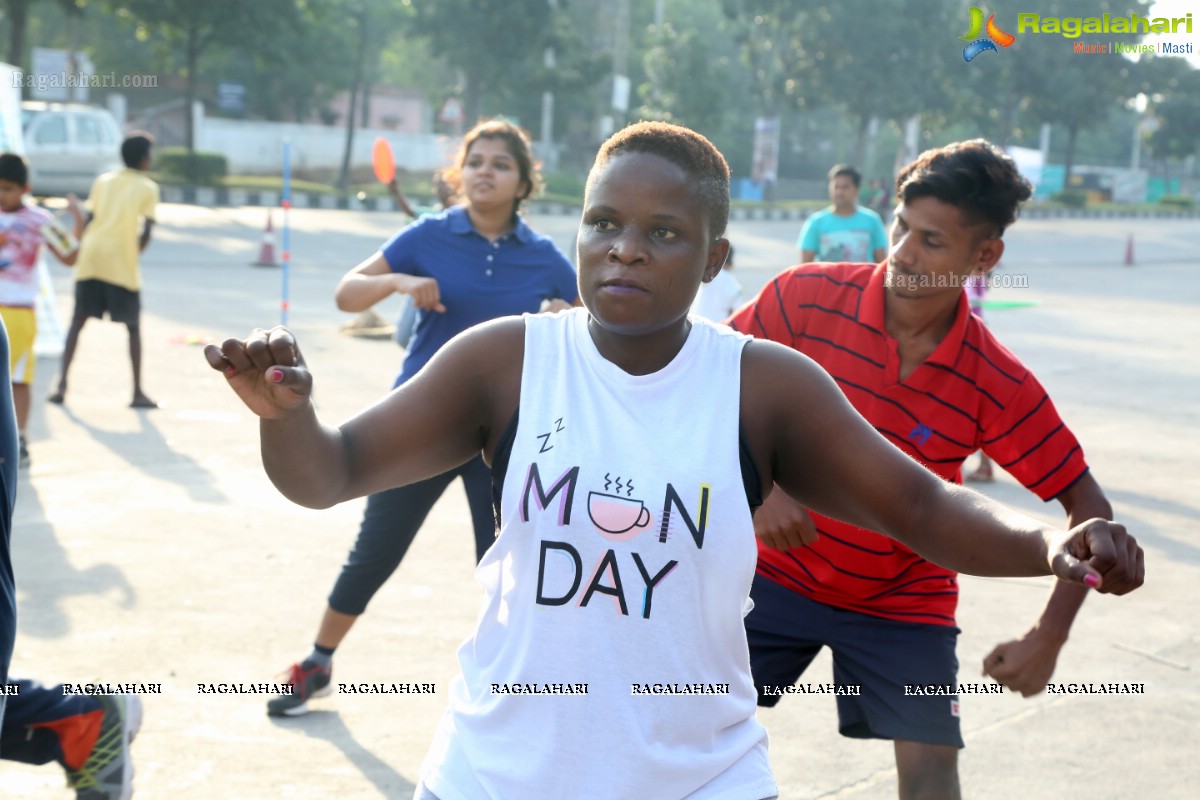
[3, 204, 1197, 798]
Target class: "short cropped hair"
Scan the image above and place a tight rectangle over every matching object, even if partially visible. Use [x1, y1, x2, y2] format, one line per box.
[0, 153, 29, 186]
[121, 132, 155, 168]
[896, 139, 1032, 236]
[588, 121, 730, 238]
[828, 164, 862, 187]
[444, 118, 540, 217]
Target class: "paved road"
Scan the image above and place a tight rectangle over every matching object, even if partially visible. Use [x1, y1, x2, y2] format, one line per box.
[4, 205, 1198, 798]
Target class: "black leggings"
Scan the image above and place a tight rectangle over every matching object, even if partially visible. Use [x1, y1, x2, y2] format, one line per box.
[327, 456, 495, 616]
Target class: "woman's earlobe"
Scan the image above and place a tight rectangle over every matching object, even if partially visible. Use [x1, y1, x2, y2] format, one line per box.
[706, 239, 731, 279]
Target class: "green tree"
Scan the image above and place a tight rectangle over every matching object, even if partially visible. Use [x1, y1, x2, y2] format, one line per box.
[441, 4, 604, 134]
[3, 0, 33, 66]
[1008, 0, 1147, 183]
[408, 0, 559, 127]
[722, 0, 959, 166]
[1143, 62, 1200, 193]
[720, 0, 811, 116]
[946, 46, 1031, 147]
[327, 0, 412, 189]
[803, 0, 959, 165]
[639, 4, 739, 136]
[108, 0, 297, 152]
[1140, 59, 1200, 160]
[22, 2, 165, 105]
[4, 0, 85, 71]
[214, 0, 361, 124]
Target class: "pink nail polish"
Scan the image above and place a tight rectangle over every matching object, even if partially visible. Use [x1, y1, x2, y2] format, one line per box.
[1083, 573, 1101, 589]
[269, 368, 283, 384]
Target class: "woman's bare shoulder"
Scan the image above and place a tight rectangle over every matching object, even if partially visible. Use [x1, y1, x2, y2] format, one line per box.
[740, 338, 830, 399]
[738, 338, 848, 479]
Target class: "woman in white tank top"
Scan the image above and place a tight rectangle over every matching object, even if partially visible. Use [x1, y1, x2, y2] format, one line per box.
[206, 122, 1144, 799]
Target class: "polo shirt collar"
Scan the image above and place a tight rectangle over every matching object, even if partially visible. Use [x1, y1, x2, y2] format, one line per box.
[862, 263, 972, 367]
[510, 214, 536, 244]
[446, 205, 474, 235]
[446, 205, 534, 244]
[859, 264, 889, 331]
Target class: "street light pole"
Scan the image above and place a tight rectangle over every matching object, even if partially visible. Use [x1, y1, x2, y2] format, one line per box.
[651, 0, 664, 103]
[613, 0, 630, 129]
[540, 0, 559, 173]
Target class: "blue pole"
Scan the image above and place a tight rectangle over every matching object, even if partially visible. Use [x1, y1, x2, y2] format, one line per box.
[281, 140, 292, 326]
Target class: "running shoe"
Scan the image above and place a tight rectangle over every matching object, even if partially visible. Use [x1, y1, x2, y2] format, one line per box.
[266, 659, 332, 716]
[65, 693, 143, 800]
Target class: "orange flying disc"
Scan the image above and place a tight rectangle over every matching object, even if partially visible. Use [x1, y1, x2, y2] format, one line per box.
[372, 137, 396, 184]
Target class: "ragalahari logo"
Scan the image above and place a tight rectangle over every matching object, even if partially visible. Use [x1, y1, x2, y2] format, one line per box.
[961, 7, 1016, 62]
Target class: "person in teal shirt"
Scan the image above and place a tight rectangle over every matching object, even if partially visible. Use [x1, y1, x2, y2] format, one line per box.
[798, 164, 888, 263]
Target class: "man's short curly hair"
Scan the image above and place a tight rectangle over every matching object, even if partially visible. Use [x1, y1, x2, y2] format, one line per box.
[587, 121, 731, 237]
[895, 139, 1032, 236]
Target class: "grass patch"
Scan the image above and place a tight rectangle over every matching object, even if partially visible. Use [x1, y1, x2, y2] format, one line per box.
[154, 173, 336, 194]
[1026, 200, 1198, 213]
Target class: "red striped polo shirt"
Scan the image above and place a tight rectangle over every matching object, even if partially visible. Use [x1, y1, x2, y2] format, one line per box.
[728, 262, 1088, 625]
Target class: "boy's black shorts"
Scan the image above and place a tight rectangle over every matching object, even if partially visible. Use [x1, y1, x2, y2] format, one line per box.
[74, 279, 140, 325]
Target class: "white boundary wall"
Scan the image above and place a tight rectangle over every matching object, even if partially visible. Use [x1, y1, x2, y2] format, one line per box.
[199, 114, 459, 175]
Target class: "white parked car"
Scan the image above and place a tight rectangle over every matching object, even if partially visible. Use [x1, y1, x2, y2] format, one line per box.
[20, 101, 124, 197]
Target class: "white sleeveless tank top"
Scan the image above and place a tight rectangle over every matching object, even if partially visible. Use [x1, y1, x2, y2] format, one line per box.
[420, 308, 777, 799]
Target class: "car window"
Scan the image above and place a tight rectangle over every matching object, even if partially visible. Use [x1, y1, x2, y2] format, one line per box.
[98, 117, 117, 145]
[34, 114, 67, 145]
[76, 114, 104, 145]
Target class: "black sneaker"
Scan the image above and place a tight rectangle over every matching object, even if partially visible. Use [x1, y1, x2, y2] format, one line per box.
[266, 659, 332, 716]
[65, 693, 143, 800]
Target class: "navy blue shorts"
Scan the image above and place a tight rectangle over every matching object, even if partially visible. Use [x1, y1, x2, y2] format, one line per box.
[746, 573, 964, 747]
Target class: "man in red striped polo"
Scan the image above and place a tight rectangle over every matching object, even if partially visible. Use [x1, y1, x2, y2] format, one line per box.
[728, 140, 1111, 800]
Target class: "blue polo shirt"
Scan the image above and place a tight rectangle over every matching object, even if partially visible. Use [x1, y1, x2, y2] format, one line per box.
[382, 206, 577, 388]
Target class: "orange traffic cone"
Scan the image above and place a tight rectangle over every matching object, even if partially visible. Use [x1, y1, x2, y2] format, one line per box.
[1124, 233, 1134, 266]
[254, 211, 279, 267]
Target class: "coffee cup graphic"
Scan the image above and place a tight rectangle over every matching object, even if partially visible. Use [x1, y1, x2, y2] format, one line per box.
[588, 491, 652, 542]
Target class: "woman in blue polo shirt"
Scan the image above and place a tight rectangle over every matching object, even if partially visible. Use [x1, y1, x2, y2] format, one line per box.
[266, 119, 577, 717]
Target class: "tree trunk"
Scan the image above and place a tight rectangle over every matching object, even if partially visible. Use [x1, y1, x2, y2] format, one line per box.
[185, 23, 198, 157]
[1180, 154, 1195, 198]
[65, 9, 79, 101]
[6, 0, 30, 71]
[337, 9, 368, 191]
[853, 114, 870, 169]
[1000, 91, 1017, 147]
[361, 67, 373, 129]
[463, 69, 484, 131]
[1063, 123, 1079, 187]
